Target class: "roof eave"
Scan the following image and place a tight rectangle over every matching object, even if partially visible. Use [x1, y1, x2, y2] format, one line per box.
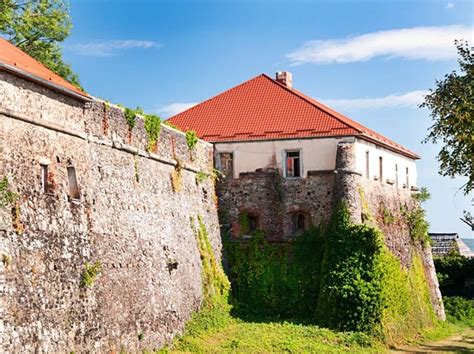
[0, 62, 90, 102]
[359, 135, 420, 160]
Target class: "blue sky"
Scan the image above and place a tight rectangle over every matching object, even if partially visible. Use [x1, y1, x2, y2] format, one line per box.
[63, 0, 473, 238]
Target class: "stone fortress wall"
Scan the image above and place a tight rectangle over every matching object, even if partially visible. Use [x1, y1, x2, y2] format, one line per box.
[0, 71, 220, 352]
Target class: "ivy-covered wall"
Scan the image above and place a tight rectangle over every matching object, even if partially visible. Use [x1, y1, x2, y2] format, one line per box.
[226, 205, 438, 344]
[0, 71, 220, 352]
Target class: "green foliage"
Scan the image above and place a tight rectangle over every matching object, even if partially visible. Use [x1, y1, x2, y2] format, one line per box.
[404, 207, 430, 244]
[443, 296, 474, 327]
[185, 130, 198, 150]
[195, 171, 208, 183]
[226, 227, 325, 319]
[0, 177, 18, 208]
[169, 216, 232, 351]
[317, 205, 435, 341]
[413, 187, 431, 203]
[434, 251, 474, 298]
[227, 205, 435, 344]
[124, 107, 142, 130]
[81, 261, 102, 288]
[144, 114, 161, 150]
[0, 0, 81, 87]
[421, 40, 474, 194]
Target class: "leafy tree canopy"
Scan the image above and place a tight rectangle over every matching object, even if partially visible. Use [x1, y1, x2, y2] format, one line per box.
[421, 40, 473, 194]
[0, 0, 81, 88]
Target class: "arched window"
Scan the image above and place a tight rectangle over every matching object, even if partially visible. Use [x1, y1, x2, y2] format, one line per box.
[292, 211, 309, 235]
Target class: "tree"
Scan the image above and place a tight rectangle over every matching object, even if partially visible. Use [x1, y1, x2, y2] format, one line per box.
[0, 0, 81, 88]
[421, 40, 473, 195]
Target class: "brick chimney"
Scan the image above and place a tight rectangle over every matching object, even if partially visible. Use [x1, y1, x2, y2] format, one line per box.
[276, 71, 292, 89]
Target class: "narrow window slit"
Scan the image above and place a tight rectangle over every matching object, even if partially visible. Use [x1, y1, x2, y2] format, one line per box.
[67, 166, 80, 200]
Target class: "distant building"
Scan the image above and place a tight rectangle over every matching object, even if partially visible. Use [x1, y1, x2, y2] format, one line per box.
[429, 233, 474, 258]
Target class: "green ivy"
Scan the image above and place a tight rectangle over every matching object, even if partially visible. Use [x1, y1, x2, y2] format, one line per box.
[144, 114, 161, 150]
[196, 171, 208, 183]
[186, 130, 198, 150]
[226, 204, 436, 344]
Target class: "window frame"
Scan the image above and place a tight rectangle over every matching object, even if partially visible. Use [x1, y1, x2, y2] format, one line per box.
[284, 149, 302, 178]
[217, 151, 234, 179]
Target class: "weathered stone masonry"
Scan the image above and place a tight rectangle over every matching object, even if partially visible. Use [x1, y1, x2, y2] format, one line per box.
[0, 71, 220, 352]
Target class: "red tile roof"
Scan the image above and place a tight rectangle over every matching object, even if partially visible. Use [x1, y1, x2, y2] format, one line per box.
[168, 74, 419, 159]
[0, 38, 89, 99]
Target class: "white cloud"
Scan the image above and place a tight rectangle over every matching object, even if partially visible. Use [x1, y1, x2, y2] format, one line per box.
[153, 102, 198, 118]
[319, 90, 429, 110]
[445, 2, 455, 9]
[69, 40, 160, 56]
[287, 25, 471, 65]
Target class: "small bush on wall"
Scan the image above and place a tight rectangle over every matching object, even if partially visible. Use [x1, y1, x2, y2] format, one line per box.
[144, 114, 161, 151]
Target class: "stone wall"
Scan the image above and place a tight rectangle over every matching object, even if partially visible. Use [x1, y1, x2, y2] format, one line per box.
[0, 71, 220, 352]
[217, 168, 334, 241]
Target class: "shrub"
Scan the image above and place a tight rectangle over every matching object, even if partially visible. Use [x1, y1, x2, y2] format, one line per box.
[144, 114, 161, 150]
[443, 296, 474, 326]
[186, 130, 198, 150]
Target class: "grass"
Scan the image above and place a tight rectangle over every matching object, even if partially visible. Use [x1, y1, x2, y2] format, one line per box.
[161, 307, 384, 353]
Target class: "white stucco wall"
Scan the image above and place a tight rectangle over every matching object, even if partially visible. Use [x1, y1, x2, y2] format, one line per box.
[214, 137, 353, 178]
[214, 137, 418, 189]
[354, 139, 418, 189]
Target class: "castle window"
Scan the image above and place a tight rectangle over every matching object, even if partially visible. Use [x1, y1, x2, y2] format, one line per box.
[379, 156, 383, 183]
[239, 211, 259, 238]
[219, 152, 233, 178]
[285, 150, 301, 178]
[67, 166, 80, 200]
[395, 164, 399, 188]
[292, 212, 309, 235]
[40, 164, 50, 193]
[365, 151, 370, 179]
[406, 167, 409, 189]
[248, 215, 259, 233]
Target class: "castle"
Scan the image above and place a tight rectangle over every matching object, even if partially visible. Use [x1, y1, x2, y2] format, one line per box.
[0, 39, 444, 352]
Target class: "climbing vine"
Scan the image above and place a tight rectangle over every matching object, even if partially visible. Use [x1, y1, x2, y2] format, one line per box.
[226, 204, 436, 343]
[144, 114, 161, 151]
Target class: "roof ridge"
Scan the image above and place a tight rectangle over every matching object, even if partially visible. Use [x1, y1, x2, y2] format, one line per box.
[262, 74, 418, 158]
[167, 73, 268, 124]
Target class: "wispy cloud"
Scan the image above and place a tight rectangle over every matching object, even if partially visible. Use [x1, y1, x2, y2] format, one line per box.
[319, 90, 429, 110]
[445, 2, 455, 9]
[69, 40, 160, 56]
[153, 102, 198, 118]
[287, 25, 471, 65]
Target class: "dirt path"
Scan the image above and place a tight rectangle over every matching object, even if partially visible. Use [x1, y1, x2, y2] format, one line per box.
[391, 328, 474, 353]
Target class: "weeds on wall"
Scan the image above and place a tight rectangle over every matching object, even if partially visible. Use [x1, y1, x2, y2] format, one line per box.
[124, 107, 142, 130]
[170, 216, 231, 349]
[196, 171, 208, 184]
[144, 114, 161, 151]
[186, 130, 198, 150]
[0, 177, 18, 208]
[401, 187, 431, 244]
[171, 159, 183, 192]
[81, 261, 102, 288]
